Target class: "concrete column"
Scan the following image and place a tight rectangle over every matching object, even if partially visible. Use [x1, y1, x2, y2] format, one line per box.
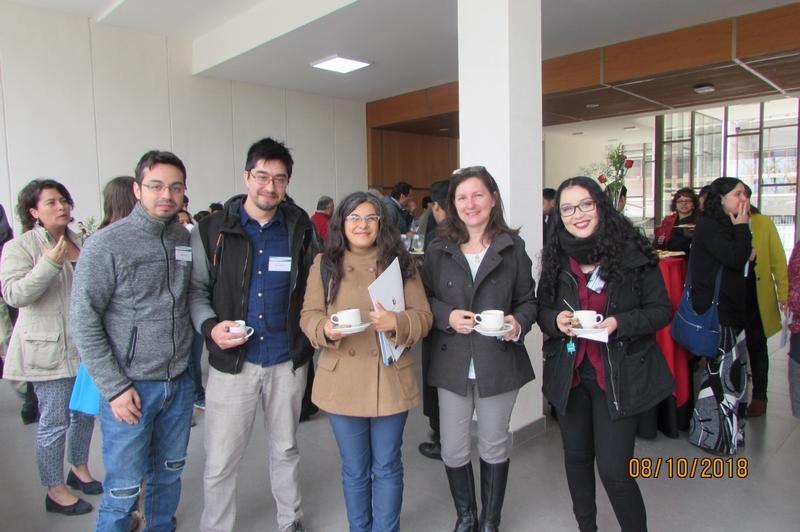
[458, 0, 544, 435]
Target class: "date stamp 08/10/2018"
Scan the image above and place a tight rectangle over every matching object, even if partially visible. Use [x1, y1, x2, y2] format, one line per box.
[628, 457, 749, 479]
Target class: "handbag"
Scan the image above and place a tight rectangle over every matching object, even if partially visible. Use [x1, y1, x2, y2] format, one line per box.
[69, 362, 101, 416]
[670, 264, 723, 358]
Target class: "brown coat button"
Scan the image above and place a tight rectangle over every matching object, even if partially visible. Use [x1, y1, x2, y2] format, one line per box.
[346, 266, 354, 272]
[349, 349, 356, 356]
[371, 349, 378, 356]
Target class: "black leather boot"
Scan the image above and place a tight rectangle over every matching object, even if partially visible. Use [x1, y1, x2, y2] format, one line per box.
[445, 463, 479, 532]
[479, 459, 509, 532]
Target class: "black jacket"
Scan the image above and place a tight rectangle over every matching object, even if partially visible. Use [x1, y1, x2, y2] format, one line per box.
[537, 248, 674, 421]
[421, 233, 537, 398]
[689, 216, 752, 328]
[192, 196, 318, 374]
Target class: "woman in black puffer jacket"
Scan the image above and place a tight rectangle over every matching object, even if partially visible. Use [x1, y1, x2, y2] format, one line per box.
[537, 176, 673, 532]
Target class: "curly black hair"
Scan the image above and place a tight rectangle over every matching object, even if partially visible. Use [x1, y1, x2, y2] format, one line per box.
[538, 176, 657, 304]
[322, 191, 416, 304]
[701, 177, 743, 225]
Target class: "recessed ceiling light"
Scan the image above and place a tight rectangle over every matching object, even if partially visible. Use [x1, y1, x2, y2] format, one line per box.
[585, 103, 600, 109]
[693, 83, 716, 95]
[623, 126, 638, 131]
[311, 55, 370, 74]
[571, 131, 584, 136]
[439, 128, 450, 132]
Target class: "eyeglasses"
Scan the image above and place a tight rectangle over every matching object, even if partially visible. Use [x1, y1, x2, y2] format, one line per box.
[249, 171, 289, 188]
[452, 165, 487, 176]
[345, 214, 381, 225]
[141, 182, 186, 194]
[675, 198, 694, 204]
[559, 199, 596, 217]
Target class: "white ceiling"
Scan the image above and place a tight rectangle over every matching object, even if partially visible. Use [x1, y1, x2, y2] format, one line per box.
[9, 0, 800, 102]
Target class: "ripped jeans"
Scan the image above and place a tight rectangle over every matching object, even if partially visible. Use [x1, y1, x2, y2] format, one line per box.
[96, 371, 194, 532]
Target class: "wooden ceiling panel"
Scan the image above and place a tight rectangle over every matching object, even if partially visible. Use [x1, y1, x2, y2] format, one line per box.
[543, 49, 602, 95]
[746, 53, 800, 91]
[737, 4, 800, 60]
[378, 113, 459, 138]
[543, 86, 667, 121]
[543, 111, 580, 127]
[613, 63, 779, 108]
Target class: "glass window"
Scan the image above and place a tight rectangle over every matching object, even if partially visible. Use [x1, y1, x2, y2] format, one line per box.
[694, 110, 723, 189]
[622, 143, 654, 222]
[764, 98, 799, 128]
[727, 103, 760, 135]
[760, 123, 797, 254]
[664, 112, 691, 142]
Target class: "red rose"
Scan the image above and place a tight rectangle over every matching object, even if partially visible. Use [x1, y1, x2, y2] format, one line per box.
[624, 159, 634, 169]
[598, 174, 607, 184]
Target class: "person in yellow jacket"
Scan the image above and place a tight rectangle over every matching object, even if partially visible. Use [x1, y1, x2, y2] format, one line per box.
[744, 186, 788, 417]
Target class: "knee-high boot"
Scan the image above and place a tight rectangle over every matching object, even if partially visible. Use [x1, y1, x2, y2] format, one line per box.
[445, 463, 479, 532]
[479, 458, 509, 532]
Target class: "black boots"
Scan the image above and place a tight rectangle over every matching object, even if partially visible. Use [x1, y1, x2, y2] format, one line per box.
[478, 459, 509, 532]
[445, 463, 479, 532]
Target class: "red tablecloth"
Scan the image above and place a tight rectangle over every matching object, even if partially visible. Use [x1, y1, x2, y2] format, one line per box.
[655, 257, 691, 407]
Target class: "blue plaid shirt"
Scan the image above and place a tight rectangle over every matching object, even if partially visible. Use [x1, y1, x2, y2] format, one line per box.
[240, 204, 290, 367]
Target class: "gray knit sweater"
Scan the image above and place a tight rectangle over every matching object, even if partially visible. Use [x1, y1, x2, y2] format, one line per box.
[70, 203, 192, 401]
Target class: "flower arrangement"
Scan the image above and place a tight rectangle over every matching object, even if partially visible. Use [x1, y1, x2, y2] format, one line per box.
[596, 144, 633, 211]
[76, 217, 99, 243]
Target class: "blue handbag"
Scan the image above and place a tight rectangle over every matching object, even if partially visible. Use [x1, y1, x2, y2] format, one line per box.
[670, 265, 723, 358]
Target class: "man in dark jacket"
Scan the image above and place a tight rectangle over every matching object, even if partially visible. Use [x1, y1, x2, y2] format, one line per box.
[189, 138, 317, 532]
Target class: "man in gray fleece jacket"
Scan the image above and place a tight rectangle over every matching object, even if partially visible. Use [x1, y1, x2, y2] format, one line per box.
[71, 150, 193, 532]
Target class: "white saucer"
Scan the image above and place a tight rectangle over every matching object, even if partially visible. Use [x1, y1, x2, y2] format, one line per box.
[332, 322, 371, 335]
[473, 323, 514, 337]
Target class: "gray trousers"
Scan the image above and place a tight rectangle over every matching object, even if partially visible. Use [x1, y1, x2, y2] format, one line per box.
[437, 382, 518, 468]
[33, 377, 95, 486]
[201, 361, 307, 532]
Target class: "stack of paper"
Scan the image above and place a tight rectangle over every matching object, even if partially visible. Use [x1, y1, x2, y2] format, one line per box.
[367, 258, 406, 365]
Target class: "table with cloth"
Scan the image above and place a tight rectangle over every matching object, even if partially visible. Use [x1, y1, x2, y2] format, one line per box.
[637, 256, 694, 439]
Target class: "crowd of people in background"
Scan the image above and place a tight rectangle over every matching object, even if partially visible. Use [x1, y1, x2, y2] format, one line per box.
[0, 135, 798, 532]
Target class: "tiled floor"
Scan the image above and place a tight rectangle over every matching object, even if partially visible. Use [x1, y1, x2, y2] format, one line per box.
[1, 337, 798, 531]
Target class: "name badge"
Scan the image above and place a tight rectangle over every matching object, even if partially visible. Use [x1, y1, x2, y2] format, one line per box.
[587, 267, 605, 293]
[175, 246, 192, 262]
[269, 256, 291, 272]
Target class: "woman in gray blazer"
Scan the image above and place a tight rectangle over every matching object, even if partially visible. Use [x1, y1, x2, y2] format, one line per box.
[422, 166, 537, 532]
[1, 179, 101, 516]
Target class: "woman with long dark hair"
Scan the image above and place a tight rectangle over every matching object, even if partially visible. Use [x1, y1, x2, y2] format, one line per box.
[422, 166, 536, 532]
[537, 176, 673, 532]
[1, 179, 100, 516]
[300, 191, 432, 532]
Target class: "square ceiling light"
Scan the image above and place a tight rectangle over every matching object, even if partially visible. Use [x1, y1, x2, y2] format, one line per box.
[311, 55, 370, 74]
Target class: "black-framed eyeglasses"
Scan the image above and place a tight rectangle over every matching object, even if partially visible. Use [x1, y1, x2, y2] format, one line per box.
[141, 182, 186, 194]
[345, 214, 381, 225]
[249, 171, 289, 188]
[559, 199, 596, 217]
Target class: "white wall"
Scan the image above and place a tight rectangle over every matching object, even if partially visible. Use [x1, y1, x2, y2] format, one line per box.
[0, 0, 367, 231]
[543, 132, 608, 189]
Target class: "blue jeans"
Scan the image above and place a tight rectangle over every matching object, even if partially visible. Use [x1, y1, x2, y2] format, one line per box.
[96, 372, 194, 532]
[328, 411, 408, 532]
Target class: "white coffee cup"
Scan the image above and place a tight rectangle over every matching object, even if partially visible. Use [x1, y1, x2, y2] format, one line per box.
[331, 308, 362, 328]
[474, 310, 505, 331]
[230, 320, 255, 338]
[573, 310, 604, 328]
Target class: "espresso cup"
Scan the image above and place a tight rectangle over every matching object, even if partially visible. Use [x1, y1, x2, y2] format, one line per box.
[230, 320, 255, 338]
[573, 310, 603, 328]
[474, 310, 504, 331]
[331, 308, 362, 328]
